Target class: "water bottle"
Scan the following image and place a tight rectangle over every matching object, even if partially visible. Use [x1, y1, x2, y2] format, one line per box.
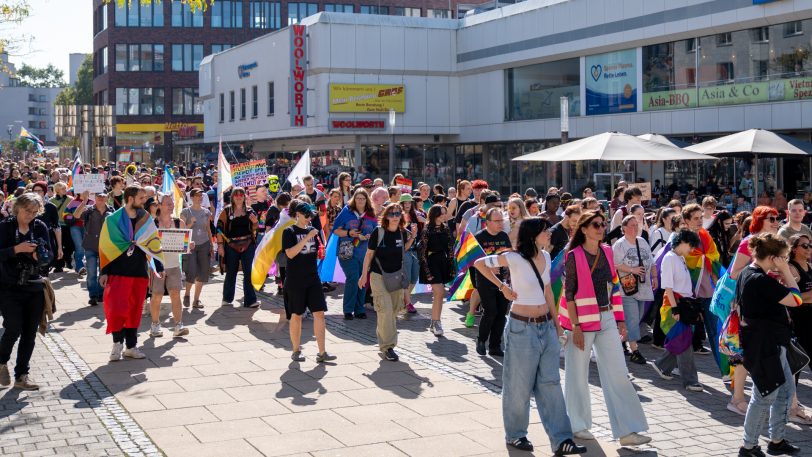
[559, 330, 569, 348]
[317, 243, 325, 260]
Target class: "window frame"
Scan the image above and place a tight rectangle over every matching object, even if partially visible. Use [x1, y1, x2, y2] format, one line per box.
[268, 82, 275, 116]
[229, 90, 236, 121]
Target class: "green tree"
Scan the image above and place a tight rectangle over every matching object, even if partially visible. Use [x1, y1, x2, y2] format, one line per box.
[55, 55, 92, 105]
[0, 1, 30, 56]
[16, 63, 65, 87]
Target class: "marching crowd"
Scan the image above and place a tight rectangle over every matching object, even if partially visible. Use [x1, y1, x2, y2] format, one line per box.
[0, 157, 810, 456]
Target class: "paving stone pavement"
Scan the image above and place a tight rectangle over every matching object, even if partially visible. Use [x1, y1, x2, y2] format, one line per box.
[1, 270, 811, 457]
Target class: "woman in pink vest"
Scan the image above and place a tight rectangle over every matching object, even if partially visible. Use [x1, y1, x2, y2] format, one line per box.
[559, 211, 651, 447]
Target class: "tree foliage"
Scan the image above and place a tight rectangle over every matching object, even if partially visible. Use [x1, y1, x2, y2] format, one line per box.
[107, 0, 214, 12]
[15, 62, 65, 87]
[55, 54, 93, 106]
[0, 0, 30, 57]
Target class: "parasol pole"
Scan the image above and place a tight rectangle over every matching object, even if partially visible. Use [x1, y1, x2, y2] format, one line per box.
[754, 153, 759, 204]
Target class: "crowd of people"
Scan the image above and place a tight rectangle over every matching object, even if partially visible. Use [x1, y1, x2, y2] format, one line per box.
[0, 157, 810, 456]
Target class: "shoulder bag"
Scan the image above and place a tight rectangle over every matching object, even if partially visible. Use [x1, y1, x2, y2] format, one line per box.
[374, 227, 409, 292]
[619, 239, 642, 296]
[338, 214, 358, 261]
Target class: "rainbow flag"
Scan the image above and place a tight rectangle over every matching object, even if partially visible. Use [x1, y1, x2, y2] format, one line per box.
[67, 150, 81, 189]
[99, 208, 163, 270]
[161, 165, 184, 218]
[660, 293, 693, 355]
[251, 209, 294, 290]
[685, 228, 722, 295]
[447, 229, 486, 301]
[318, 233, 347, 283]
[19, 127, 44, 153]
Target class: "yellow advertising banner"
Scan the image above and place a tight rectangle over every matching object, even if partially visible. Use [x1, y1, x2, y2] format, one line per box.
[116, 132, 165, 147]
[328, 83, 405, 113]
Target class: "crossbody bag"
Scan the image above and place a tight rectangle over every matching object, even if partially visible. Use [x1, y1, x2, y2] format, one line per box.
[374, 227, 409, 292]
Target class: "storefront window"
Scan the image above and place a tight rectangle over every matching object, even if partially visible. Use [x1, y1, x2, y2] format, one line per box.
[505, 58, 580, 121]
[644, 19, 812, 111]
[455, 145, 484, 182]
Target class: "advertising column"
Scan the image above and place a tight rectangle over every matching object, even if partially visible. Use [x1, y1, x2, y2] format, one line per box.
[585, 49, 637, 115]
[290, 24, 307, 127]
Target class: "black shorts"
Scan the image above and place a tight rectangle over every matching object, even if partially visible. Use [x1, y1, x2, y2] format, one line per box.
[286, 283, 327, 315]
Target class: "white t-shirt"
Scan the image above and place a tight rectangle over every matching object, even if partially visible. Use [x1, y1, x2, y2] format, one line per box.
[702, 216, 714, 230]
[649, 226, 671, 257]
[502, 250, 551, 306]
[612, 236, 655, 300]
[660, 250, 693, 297]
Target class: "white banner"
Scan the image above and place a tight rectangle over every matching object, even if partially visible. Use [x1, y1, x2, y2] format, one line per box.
[158, 229, 192, 254]
[73, 174, 107, 195]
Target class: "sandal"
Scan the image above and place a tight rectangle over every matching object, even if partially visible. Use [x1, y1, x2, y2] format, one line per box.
[727, 399, 748, 416]
[789, 407, 812, 425]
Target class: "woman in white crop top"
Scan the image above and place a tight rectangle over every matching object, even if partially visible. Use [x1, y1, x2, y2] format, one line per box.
[474, 218, 585, 456]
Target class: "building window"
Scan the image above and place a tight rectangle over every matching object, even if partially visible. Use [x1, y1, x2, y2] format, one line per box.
[686, 38, 698, 53]
[219, 93, 225, 122]
[717, 62, 734, 81]
[716, 32, 733, 46]
[250, 1, 281, 29]
[96, 47, 108, 75]
[785, 21, 803, 37]
[251, 85, 258, 117]
[116, 44, 163, 72]
[394, 7, 420, 16]
[115, 88, 164, 115]
[114, 1, 162, 27]
[325, 3, 353, 13]
[504, 58, 580, 121]
[360, 5, 388, 15]
[171, 2, 203, 27]
[172, 44, 204, 72]
[753, 26, 770, 43]
[229, 91, 235, 121]
[172, 88, 200, 115]
[427, 8, 450, 18]
[288, 2, 318, 25]
[95, 3, 108, 34]
[268, 82, 274, 115]
[212, 0, 243, 28]
[239, 88, 246, 119]
[211, 44, 233, 54]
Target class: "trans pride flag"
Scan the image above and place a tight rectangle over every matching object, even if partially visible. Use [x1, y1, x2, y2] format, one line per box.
[161, 165, 184, 218]
[251, 209, 295, 290]
[19, 127, 44, 153]
[98, 208, 163, 270]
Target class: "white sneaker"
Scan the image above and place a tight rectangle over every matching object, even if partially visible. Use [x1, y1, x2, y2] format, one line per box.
[574, 430, 595, 440]
[123, 347, 146, 359]
[431, 320, 444, 336]
[109, 342, 123, 362]
[149, 323, 163, 337]
[651, 362, 673, 381]
[221, 300, 232, 307]
[173, 323, 189, 338]
[619, 432, 651, 447]
[0, 363, 10, 386]
[686, 383, 704, 392]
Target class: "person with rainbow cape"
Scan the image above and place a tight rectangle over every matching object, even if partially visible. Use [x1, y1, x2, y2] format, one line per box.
[99, 185, 163, 362]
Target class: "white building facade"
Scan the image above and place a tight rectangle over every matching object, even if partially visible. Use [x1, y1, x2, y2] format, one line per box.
[201, 0, 812, 197]
[0, 53, 63, 148]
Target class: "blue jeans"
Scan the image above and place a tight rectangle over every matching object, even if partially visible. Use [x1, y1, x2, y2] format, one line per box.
[339, 251, 366, 315]
[621, 296, 646, 342]
[69, 225, 85, 270]
[502, 318, 573, 450]
[743, 346, 794, 449]
[223, 243, 257, 306]
[84, 250, 102, 299]
[699, 297, 722, 373]
[403, 250, 419, 285]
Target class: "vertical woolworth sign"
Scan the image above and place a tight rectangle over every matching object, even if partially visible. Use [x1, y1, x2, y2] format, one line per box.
[290, 25, 307, 127]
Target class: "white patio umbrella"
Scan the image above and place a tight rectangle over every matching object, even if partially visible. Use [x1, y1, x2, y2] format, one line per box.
[637, 134, 690, 187]
[514, 132, 715, 196]
[685, 128, 812, 200]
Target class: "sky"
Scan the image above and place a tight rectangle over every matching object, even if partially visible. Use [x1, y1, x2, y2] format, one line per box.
[7, 0, 92, 81]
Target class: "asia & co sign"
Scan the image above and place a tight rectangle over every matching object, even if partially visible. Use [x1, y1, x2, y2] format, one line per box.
[289, 25, 307, 127]
[643, 76, 812, 111]
[328, 83, 405, 113]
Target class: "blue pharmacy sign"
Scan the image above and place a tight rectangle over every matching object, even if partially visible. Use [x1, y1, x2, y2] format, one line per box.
[585, 49, 637, 115]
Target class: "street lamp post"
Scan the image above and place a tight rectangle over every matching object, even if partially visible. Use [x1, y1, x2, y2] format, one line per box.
[388, 109, 396, 183]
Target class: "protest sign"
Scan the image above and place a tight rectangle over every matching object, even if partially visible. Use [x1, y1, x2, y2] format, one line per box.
[158, 229, 192, 254]
[73, 174, 107, 195]
[395, 176, 412, 194]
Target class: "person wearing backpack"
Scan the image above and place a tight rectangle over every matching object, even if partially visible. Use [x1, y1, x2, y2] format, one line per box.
[473, 217, 586, 455]
[358, 203, 415, 362]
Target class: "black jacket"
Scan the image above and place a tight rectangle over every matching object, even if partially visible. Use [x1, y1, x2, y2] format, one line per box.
[0, 217, 51, 289]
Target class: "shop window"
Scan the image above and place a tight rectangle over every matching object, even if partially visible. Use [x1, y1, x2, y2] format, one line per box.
[212, 0, 243, 28]
[504, 58, 580, 121]
[250, 1, 281, 28]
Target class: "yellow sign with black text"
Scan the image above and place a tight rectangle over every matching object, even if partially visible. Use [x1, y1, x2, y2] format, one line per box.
[328, 84, 405, 113]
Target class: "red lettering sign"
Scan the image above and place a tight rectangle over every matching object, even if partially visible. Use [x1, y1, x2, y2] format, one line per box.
[290, 25, 307, 127]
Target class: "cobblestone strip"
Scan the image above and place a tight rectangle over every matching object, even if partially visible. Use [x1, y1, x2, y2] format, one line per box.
[40, 330, 162, 457]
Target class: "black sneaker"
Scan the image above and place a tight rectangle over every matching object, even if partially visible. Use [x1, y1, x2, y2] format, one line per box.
[507, 437, 533, 452]
[739, 445, 766, 457]
[629, 350, 647, 365]
[622, 342, 631, 357]
[344, 313, 354, 320]
[767, 440, 800, 456]
[555, 438, 587, 456]
[382, 348, 399, 361]
[490, 348, 505, 357]
[355, 313, 367, 320]
[88, 298, 97, 306]
[694, 347, 711, 355]
[476, 340, 486, 356]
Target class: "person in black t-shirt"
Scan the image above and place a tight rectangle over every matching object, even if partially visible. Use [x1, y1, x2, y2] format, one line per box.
[251, 185, 271, 237]
[737, 233, 803, 457]
[474, 208, 512, 356]
[359, 204, 416, 362]
[282, 201, 336, 364]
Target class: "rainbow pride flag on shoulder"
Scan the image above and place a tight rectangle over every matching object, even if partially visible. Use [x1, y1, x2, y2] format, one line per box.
[447, 229, 486, 301]
[99, 208, 163, 270]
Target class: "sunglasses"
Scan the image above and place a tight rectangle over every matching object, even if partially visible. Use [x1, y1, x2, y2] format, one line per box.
[387, 212, 402, 218]
[800, 243, 812, 249]
[768, 216, 779, 223]
[589, 221, 607, 229]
